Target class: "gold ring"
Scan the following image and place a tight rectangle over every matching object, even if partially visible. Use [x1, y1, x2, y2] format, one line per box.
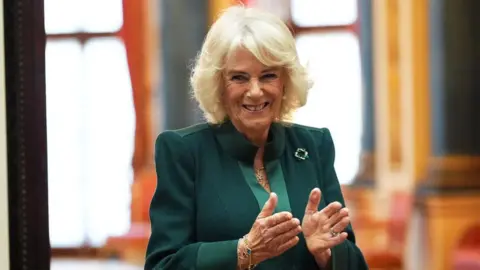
[330, 229, 339, 237]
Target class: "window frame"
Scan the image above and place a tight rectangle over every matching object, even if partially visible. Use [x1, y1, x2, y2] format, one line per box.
[287, 0, 360, 36]
[287, 0, 364, 185]
[45, 7, 131, 252]
[46, 31, 119, 43]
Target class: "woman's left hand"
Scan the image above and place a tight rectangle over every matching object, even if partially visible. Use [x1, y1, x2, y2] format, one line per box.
[302, 188, 350, 265]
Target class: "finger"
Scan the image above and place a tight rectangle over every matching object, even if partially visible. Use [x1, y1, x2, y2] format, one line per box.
[275, 236, 300, 255]
[276, 224, 302, 243]
[265, 218, 300, 238]
[319, 201, 343, 219]
[326, 207, 349, 227]
[258, 193, 278, 219]
[305, 188, 321, 215]
[327, 232, 348, 247]
[330, 216, 350, 235]
[264, 212, 293, 228]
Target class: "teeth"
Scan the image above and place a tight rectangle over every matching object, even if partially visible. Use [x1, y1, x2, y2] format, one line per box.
[244, 103, 267, 111]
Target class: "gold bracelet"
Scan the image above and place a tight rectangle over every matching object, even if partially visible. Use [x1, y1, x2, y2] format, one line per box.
[237, 239, 249, 269]
[242, 235, 256, 270]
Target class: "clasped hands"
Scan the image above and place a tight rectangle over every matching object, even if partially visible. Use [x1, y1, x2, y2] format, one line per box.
[241, 188, 349, 267]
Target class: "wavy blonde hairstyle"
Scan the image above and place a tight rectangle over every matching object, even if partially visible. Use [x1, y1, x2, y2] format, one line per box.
[190, 5, 313, 124]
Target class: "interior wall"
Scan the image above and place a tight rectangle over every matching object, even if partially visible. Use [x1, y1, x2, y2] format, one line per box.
[0, 1, 11, 269]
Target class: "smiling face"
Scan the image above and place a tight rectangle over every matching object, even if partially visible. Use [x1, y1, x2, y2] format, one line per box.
[222, 48, 285, 138]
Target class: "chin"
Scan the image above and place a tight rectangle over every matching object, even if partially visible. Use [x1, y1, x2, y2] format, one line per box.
[242, 118, 273, 131]
[231, 110, 276, 134]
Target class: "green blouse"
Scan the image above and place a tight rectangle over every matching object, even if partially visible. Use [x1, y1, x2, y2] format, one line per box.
[238, 160, 291, 213]
[145, 120, 368, 270]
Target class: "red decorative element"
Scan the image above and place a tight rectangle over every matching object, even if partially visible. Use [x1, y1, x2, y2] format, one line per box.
[453, 225, 480, 270]
[103, 0, 156, 264]
[354, 192, 413, 269]
[118, 0, 153, 176]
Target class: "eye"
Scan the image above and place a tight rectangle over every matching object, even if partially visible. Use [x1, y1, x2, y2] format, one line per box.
[261, 73, 278, 80]
[231, 75, 248, 82]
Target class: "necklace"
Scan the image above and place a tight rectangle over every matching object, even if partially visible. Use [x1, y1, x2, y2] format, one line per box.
[254, 167, 270, 192]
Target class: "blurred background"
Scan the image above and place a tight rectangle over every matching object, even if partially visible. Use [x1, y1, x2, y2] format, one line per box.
[42, 0, 480, 269]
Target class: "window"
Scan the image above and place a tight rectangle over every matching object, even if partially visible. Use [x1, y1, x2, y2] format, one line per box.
[248, 0, 363, 184]
[291, 0, 357, 26]
[45, 0, 135, 247]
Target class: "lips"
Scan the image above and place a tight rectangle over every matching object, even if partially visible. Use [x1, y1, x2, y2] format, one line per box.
[242, 102, 269, 112]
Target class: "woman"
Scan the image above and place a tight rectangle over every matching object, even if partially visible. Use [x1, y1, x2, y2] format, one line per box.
[145, 5, 368, 270]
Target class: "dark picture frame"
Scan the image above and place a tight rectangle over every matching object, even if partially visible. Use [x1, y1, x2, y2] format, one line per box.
[3, 0, 51, 269]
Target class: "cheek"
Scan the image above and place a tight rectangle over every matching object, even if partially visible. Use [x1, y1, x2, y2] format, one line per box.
[265, 83, 284, 102]
[267, 84, 284, 114]
[222, 85, 244, 108]
[272, 98, 283, 115]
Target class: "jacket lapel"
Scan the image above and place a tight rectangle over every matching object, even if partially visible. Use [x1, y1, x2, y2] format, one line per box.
[211, 156, 260, 237]
[282, 130, 327, 221]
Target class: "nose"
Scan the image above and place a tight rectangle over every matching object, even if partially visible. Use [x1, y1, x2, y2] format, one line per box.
[247, 79, 263, 98]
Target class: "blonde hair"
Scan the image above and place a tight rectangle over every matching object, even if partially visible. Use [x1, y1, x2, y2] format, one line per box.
[190, 5, 313, 124]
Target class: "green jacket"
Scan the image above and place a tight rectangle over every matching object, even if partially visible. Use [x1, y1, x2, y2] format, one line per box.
[145, 121, 368, 270]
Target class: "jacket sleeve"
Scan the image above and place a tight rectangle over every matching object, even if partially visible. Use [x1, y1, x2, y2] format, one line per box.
[318, 128, 369, 270]
[145, 131, 239, 270]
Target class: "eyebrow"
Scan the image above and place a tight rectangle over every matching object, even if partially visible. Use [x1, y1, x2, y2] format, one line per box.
[226, 70, 248, 76]
[261, 68, 279, 73]
[226, 67, 279, 76]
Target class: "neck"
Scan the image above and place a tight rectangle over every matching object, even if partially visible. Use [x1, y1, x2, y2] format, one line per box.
[245, 127, 269, 147]
[254, 145, 265, 167]
[229, 119, 271, 147]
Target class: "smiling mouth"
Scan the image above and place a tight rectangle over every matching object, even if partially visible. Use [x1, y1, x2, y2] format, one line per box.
[242, 102, 269, 112]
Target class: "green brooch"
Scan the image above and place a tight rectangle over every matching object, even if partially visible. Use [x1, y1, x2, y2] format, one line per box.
[294, 148, 309, 161]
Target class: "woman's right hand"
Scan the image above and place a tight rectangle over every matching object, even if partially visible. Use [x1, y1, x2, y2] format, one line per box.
[240, 193, 301, 266]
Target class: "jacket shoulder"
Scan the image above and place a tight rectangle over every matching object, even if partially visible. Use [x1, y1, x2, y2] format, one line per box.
[285, 122, 332, 147]
[164, 122, 211, 137]
[156, 122, 211, 142]
[154, 122, 213, 158]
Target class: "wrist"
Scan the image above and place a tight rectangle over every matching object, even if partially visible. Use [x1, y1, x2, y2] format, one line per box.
[313, 248, 331, 268]
[237, 235, 257, 270]
[236, 239, 248, 269]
